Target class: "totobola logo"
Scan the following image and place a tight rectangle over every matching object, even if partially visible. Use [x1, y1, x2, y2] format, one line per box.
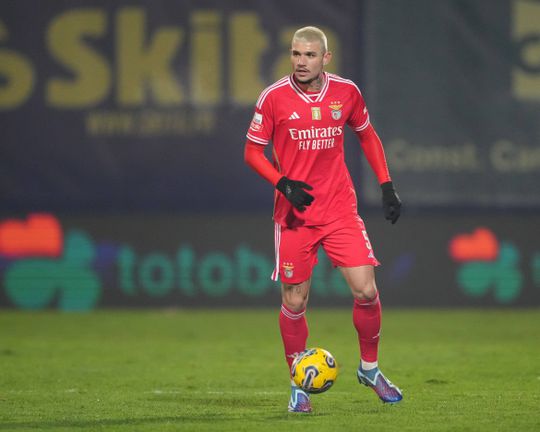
[0, 214, 104, 311]
[448, 227, 523, 304]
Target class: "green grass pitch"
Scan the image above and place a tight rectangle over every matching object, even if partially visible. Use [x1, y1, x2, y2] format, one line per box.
[1, 309, 539, 431]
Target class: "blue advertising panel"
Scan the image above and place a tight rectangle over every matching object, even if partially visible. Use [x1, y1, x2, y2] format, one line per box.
[0, 1, 363, 212]
[1, 213, 538, 310]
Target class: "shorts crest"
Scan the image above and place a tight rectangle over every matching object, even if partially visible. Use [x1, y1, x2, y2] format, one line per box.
[282, 262, 295, 278]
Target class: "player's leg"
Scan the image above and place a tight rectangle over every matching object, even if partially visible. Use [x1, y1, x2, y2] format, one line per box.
[321, 215, 402, 403]
[340, 265, 380, 367]
[273, 223, 319, 413]
[274, 223, 318, 370]
[341, 265, 402, 403]
[280, 279, 311, 369]
[281, 279, 312, 413]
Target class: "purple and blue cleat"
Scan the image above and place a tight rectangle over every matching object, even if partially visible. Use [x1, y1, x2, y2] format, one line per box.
[288, 384, 312, 413]
[357, 367, 403, 403]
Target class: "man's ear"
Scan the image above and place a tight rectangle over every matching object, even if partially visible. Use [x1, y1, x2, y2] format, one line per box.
[323, 51, 332, 66]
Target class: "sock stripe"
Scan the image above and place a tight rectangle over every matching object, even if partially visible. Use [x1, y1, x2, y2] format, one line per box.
[280, 304, 305, 320]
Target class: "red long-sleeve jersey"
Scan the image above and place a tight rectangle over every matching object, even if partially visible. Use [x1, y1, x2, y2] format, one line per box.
[244, 73, 391, 227]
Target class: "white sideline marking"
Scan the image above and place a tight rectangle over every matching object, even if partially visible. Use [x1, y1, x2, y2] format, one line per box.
[149, 389, 349, 396]
[149, 390, 286, 395]
[207, 391, 286, 395]
[5, 388, 348, 396]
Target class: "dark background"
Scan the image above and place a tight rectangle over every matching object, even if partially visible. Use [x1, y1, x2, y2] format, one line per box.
[1, 0, 539, 309]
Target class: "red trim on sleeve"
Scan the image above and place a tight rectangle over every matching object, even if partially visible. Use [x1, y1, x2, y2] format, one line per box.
[356, 124, 391, 184]
[244, 139, 282, 186]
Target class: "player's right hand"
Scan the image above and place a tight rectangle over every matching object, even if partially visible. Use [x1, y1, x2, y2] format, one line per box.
[276, 176, 314, 212]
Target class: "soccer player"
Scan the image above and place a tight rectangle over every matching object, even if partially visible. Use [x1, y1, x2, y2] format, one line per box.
[244, 26, 403, 413]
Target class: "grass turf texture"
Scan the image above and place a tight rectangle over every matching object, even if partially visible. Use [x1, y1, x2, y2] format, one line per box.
[1, 309, 539, 431]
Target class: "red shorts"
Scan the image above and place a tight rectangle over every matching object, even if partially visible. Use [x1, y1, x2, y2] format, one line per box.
[271, 214, 380, 283]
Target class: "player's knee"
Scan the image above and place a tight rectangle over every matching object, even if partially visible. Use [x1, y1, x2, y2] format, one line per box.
[281, 281, 310, 311]
[282, 296, 308, 312]
[350, 279, 377, 301]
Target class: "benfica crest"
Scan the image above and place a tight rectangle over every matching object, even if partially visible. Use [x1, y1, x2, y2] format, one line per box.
[282, 262, 295, 278]
[329, 102, 343, 120]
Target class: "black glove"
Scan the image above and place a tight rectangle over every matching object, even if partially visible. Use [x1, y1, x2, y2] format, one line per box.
[276, 176, 314, 212]
[381, 181, 401, 224]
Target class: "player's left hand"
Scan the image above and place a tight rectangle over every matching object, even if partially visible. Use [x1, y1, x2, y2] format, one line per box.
[381, 181, 401, 224]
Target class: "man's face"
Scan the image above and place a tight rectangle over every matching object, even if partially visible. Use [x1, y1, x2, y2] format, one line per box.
[290, 39, 331, 84]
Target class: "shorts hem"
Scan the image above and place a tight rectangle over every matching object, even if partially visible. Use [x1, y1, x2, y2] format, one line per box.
[278, 274, 312, 284]
[332, 259, 380, 268]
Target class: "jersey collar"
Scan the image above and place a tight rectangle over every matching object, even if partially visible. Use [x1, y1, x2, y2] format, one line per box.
[289, 72, 330, 104]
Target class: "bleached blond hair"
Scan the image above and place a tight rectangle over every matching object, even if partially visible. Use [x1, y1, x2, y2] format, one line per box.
[292, 26, 328, 53]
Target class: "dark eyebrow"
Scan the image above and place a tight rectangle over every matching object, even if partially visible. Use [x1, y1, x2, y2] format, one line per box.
[291, 50, 318, 56]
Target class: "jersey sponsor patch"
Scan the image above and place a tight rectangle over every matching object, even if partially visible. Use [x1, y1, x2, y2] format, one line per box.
[250, 112, 264, 132]
[253, 112, 263, 124]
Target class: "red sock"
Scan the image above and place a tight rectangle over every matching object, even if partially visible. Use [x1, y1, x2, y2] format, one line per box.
[279, 304, 308, 371]
[352, 291, 381, 363]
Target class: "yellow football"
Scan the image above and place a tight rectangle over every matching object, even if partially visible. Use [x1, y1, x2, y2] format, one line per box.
[291, 347, 339, 393]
